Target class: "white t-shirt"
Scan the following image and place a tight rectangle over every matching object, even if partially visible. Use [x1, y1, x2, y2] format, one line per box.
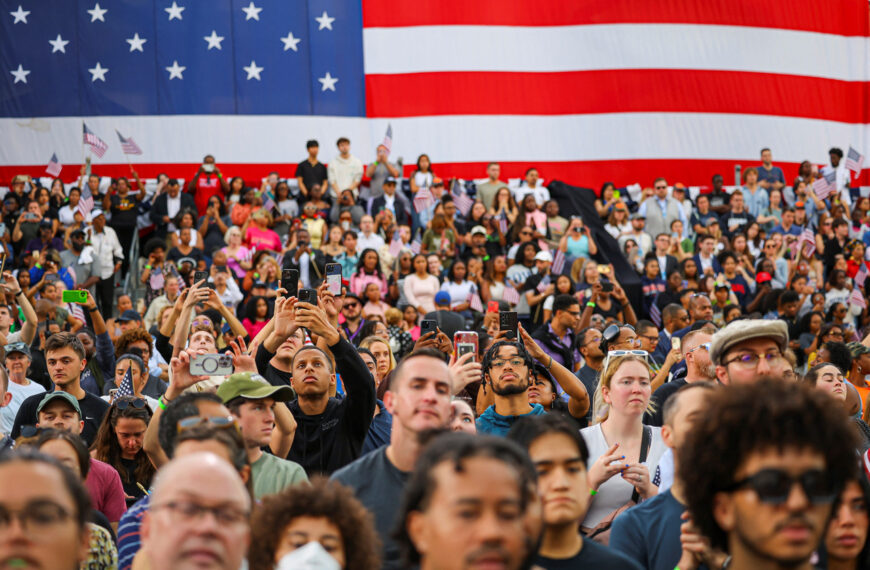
[580, 423, 666, 528]
[1, 380, 46, 435]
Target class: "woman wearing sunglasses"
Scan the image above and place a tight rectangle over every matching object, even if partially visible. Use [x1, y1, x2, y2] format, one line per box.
[580, 353, 666, 542]
[91, 396, 156, 507]
[805, 363, 870, 454]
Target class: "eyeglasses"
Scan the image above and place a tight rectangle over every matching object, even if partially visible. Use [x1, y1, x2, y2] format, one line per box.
[655, 185, 667, 190]
[177, 416, 238, 433]
[727, 468, 837, 505]
[151, 500, 249, 526]
[115, 398, 147, 410]
[490, 358, 526, 369]
[343, 302, 359, 309]
[722, 351, 783, 369]
[639, 334, 659, 342]
[687, 342, 711, 354]
[0, 501, 72, 532]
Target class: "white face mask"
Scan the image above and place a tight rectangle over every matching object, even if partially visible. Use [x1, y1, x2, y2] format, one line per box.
[202, 163, 215, 173]
[341, 221, 350, 230]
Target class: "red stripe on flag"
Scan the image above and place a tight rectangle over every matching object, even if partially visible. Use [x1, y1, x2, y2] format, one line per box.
[362, 0, 870, 36]
[366, 70, 869, 121]
[2, 160, 869, 190]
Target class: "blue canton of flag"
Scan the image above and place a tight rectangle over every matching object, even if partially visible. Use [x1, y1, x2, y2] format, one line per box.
[1, 0, 365, 118]
[116, 365, 135, 399]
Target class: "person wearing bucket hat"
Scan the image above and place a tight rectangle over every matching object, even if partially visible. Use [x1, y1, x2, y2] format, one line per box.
[711, 319, 789, 385]
[217, 372, 307, 499]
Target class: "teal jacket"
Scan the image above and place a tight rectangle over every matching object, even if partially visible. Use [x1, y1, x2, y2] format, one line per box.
[476, 403, 546, 436]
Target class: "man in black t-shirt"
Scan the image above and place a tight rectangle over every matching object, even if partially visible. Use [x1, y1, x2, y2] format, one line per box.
[11, 332, 109, 446]
[508, 414, 642, 569]
[522, 250, 554, 331]
[295, 139, 328, 198]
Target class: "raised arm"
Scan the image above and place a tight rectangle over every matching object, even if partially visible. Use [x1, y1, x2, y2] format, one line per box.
[519, 324, 589, 418]
[4, 272, 36, 345]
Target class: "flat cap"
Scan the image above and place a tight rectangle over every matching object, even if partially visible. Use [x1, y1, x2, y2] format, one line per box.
[710, 319, 788, 365]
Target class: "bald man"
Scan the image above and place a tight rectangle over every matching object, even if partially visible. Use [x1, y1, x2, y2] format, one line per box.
[141, 452, 251, 570]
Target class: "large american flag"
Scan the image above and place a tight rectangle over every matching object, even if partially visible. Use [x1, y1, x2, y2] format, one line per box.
[1, 1, 869, 186]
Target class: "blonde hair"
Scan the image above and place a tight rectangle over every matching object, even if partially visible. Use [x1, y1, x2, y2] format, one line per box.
[359, 336, 396, 380]
[592, 355, 654, 423]
[384, 308, 403, 326]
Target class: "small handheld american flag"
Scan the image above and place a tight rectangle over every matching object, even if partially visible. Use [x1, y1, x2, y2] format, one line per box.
[503, 285, 520, 305]
[649, 296, 662, 327]
[409, 235, 421, 254]
[846, 146, 865, 174]
[388, 228, 402, 257]
[116, 130, 143, 155]
[413, 187, 434, 213]
[116, 365, 136, 399]
[83, 123, 108, 158]
[536, 275, 552, 293]
[45, 153, 62, 177]
[849, 288, 867, 310]
[498, 212, 509, 234]
[551, 249, 566, 275]
[468, 292, 484, 312]
[856, 264, 868, 288]
[381, 123, 393, 155]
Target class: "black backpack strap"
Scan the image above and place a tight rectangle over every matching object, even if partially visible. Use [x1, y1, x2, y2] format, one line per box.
[630, 427, 652, 503]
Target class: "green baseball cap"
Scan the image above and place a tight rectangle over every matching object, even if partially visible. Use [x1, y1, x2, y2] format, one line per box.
[36, 392, 82, 417]
[217, 372, 295, 404]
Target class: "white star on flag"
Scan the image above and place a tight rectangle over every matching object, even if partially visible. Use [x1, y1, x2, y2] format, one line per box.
[10, 64, 30, 84]
[318, 72, 338, 91]
[165, 2, 184, 21]
[10, 5, 29, 24]
[49, 34, 69, 53]
[87, 3, 107, 22]
[241, 2, 262, 21]
[203, 30, 224, 50]
[280, 32, 301, 52]
[126, 33, 147, 53]
[165, 60, 186, 80]
[243, 61, 263, 80]
[316, 11, 335, 30]
[88, 62, 108, 82]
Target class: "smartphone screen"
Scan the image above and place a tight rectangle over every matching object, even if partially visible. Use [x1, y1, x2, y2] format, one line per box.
[281, 269, 299, 298]
[325, 263, 342, 296]
[671, 337, 681, 351]
[499, 311, 518, 339]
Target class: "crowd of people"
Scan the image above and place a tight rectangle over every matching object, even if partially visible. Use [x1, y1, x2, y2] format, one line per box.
[0, 139, 868, 569]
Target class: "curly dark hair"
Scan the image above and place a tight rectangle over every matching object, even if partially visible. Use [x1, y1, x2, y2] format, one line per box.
[481, 340, 534, 393]
[679, 379, 858, 552]
[248, 477, 381, 570]
[114, 328, 154, 358]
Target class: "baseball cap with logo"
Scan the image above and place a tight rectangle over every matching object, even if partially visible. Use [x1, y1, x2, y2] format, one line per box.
[36, 392, 82, 417]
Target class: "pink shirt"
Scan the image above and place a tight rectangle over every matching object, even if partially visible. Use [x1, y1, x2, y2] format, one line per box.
[245, 225, 282, 252]
[86, 458, 127, 522]
[242, 318, 268, 339]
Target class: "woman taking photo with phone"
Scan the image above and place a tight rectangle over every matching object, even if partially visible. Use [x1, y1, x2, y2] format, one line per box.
[560, 216, 599, 267]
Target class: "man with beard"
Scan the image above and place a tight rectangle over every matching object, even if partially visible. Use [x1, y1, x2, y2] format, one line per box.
[332, 349, 453, 569]
[288, 291, 376, 474]
[339, 293, 366, 346]
[476, 325, 589, 436]
[680, 379, 856, 570]
[645, 331, 714, 427]
[11, 332, 110, 446]
[612, 384, 723, 570]
[395, 432, 539, 570]
[711, 319, 790, 385]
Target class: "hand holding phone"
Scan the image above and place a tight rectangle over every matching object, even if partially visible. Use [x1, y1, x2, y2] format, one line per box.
[325, 263, 342, 296]
[499, 312, 518, 339]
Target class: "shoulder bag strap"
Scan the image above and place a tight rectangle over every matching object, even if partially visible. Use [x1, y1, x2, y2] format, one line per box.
[630, 427, 652, 503]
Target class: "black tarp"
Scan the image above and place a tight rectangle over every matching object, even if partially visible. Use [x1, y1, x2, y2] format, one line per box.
[548, 180, 642, 316]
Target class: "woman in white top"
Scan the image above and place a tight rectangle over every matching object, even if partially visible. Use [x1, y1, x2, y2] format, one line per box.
[403, 253, 441, 316]
[580, 354, 665, 529]
[410, 154, 434, 194]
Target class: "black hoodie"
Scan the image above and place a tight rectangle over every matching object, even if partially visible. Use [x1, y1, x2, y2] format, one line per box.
[287, 337, 376, 475]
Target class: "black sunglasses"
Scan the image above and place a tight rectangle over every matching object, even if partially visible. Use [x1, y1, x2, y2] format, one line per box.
[115, 398, 147, 410]
[727, 468, 836, 505]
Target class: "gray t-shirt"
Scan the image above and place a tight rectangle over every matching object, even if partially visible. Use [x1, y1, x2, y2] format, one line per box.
[364, 161, 398, 200]
[1, 380, 45, 435]
[60, 247, 103, 298]
[332, 446, 408, 569]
